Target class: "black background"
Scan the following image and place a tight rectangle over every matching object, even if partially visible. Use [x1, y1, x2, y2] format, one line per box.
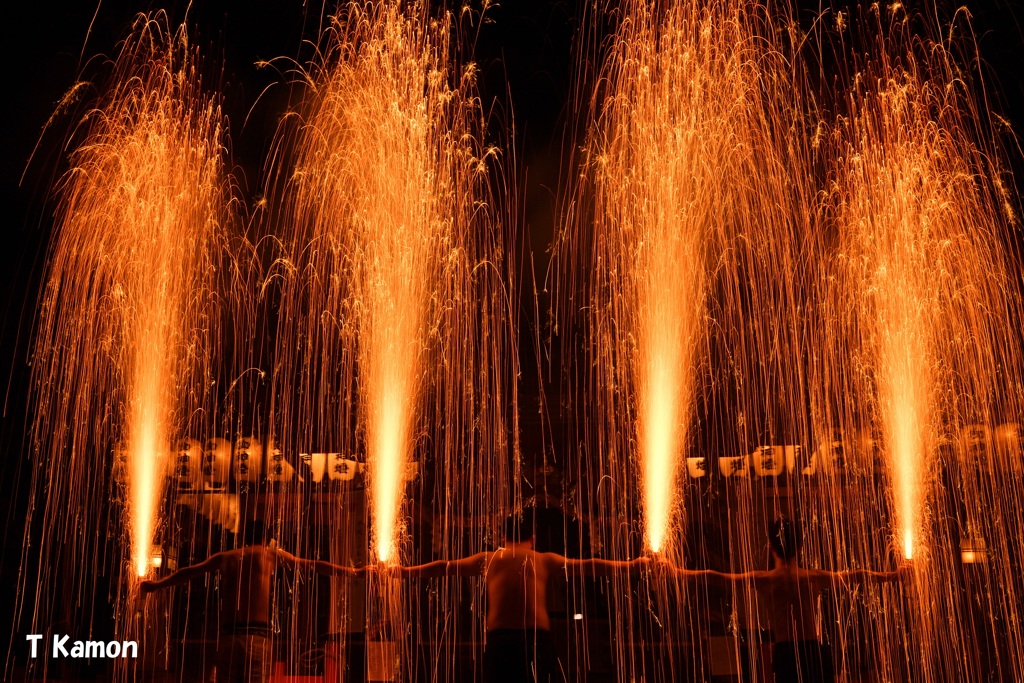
[1, 0, 1023, 662]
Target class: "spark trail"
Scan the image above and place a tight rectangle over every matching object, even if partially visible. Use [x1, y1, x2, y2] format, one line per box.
[560, 1, 817, 679]
[282, 0, 480, 566]
[823, 5, 1024, 679]
[575, 0, 812, 560]
[24, 12, 227, 640]
[273, 1, 514, 677]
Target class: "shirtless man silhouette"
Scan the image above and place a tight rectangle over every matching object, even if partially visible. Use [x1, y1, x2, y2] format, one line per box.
[663, 519, 909, 683]
[141, 520, 360, 683]
[389, 512, 648, 683]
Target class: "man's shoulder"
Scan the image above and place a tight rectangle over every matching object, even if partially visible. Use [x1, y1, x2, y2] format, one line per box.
[538, 550, 565, 560]
[228, 545, 277, 562]
[535, 551, 571, 572]
[749, 567, 788, 587]
[214, 547, 247, 561]
[759, 566, 831, 589]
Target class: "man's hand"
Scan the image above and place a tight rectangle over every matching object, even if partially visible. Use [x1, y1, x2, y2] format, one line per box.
[653, 557, 676, 577]
[356, 562, 385, 578]
[139, 579, 158, 596]
[371, 562, 399, 577]
[897, 563, 914, 582]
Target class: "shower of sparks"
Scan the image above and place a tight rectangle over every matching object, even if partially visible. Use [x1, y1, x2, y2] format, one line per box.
[559, 1, 821, 677]
[586, 0, 714, 556]
[271, 1, 514, 675]
[822, 5, 1024, 679]
[837, 98, 940, 560]
[26, 14, 226, 594]
[562, 2, 1024, 682]
[578, 0, 804, 557]
[831, 28, 1001, 563]
[284, 1, 470, 564]
[17, 2, 1024, 682]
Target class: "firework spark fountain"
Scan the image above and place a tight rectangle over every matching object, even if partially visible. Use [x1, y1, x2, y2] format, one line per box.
[820, 5, 1024, 679]
[558, 1, 817, 679]
[23, 11, 226, 635]
[582, 0, 721, 558]
[14, 2, 1024, 682]
[279, 0, 491, 566]
[570, 0, 812, 560]
[272, 0, 514, 676]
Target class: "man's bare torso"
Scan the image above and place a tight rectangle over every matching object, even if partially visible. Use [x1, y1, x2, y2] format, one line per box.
[484, 547, 556, 631]
[752, 566, 827, 643]
[218, 546, 278, 625]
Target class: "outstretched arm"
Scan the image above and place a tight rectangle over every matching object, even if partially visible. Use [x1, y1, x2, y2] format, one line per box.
[275, 549, 364, 578]
[393, 552, 490, 579]
[830, 564, 910, 586]
[140, 554, 224, 594]
[553, 554, 650, 577]
[661, 562, 769, 588]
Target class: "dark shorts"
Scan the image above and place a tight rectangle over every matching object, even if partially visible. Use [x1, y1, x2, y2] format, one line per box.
[485, 629, 558, 683]
[772, 640, 835, 683]
[217, 623, 272, 683]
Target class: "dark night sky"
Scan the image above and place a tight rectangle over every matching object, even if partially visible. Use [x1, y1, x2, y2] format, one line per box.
[1, 0, 1023, 647]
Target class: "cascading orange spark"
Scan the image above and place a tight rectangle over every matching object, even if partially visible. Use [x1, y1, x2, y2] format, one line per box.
[285, 2, 486, 564]
[835, 75, 953, 561]
[873, 263, 933, 561]
[636, 213, 702, 555]
[272, 3, 511, 675]
[585, 0, 780, 555]
[127, 336, 173, 577]
[830, 39, 1017, 563]
[825, 13, 1024, 672]
[31, 17, 226, 579]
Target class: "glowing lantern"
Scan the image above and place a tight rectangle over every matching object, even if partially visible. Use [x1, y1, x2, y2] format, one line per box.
[751, 445, 798, 477]
[234, 436, 263, 484]
[960, 535, 987, 564]
[686, 457, 707, 478]
[993, 423, 1022, 473]
[170, 438, 204, 490]
[299, 452, 328, 483]
[328, 454, 361, 482]
[202, 438, 232, 490]
[718, 454, 749, 478]
[265, 441, 295, 483]
[149, 544, 163, 568]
